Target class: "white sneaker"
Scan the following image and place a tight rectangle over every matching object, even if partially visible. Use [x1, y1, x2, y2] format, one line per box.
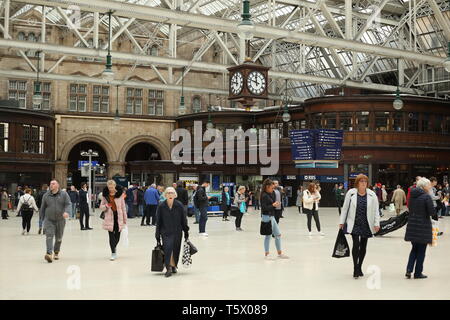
[264, 255, 276, 261]
[199, 233, 208, 237]
[308, 232, 312, 236]
[319, 231, 325, 236]
[110, 253, 117, 261]
[278, 254, 290, 259]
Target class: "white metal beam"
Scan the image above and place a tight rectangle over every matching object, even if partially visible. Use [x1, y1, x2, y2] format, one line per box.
[0, 39, 423, 94]
[345, 0, 352, 40]
[354, 0, 391, 41]
[426, 0, 450, 41]
[212, 31, 238, 65]
[319, 0, 345, 38]
[11, 0, 444, 66]
[4, 0, 9, 39]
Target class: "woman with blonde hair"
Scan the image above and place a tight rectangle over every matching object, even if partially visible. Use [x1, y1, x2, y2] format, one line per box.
[155, 187, 189, 277]
[303, 183, 323, 236]
[100, 180, 127, 261]
[339, 174, 380, 279]
[234, 185, 247, 231]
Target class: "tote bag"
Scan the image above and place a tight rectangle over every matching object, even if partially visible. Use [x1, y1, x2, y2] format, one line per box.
[332, 229, 350, 258]
[151, 245, 164, 272]
[182, 241, 192, 268]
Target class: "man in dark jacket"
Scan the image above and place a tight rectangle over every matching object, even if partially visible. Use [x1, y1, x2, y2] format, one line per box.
[175, 181, 189, 211]
[40, 179, 71, 263]
[194, 181, 210, 236]
[78, 183, 92, 230]
[67, 185, 79, 220]
[126, 185, 137, 218]
[404, 178, 434, 279]
[335, 183, 345, 215]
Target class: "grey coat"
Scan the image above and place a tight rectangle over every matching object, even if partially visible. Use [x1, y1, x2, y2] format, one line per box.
[39, 190, 71, 221]
[1, 192, 8, 211]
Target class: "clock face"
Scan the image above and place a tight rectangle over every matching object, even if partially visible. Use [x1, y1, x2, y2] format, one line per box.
[247, 71, 266, 95]
[230, 71, 244, 95]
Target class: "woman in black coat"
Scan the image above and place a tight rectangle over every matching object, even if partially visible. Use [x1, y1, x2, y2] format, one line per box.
[155, 187, 189, 278]
[404, 177, 434, 279]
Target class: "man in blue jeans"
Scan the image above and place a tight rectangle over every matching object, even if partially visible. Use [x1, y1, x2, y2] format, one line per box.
[194, 181, 210, 236]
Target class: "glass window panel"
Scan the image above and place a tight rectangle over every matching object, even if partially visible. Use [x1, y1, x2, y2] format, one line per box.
[127, 88, 133, 96]
[9, 80, 17, 90]
[422, 113, 430, 131]
[375, 112, 389, 131]
[102, 87, 109, 95]
[324, 113, 336, 129]
[70, 84, 77, 93]
[78, 97, 86, 112]
[156, 91, 163, 99]
[393, 112, 403, 131]
[136, 89, 142, 97]
[79, 85, 86, 93]
[135, 98, 142, 114]
[18, 81, 26, 90]
[156, 101, 163, 115]
[0, 123, 8, 152]
[101, 98, 109, 113]
[126, 98, 133, 114]
[69, 97, 77, 111]
[149, 90, 156, 98]
[93, 86, 100, 94]
[356, 112, 370, 131]
[148, 100, 155, 115]
[408, 113, 419, 132]
[340, 112, 353, 131]
[93, 96, 100, 112]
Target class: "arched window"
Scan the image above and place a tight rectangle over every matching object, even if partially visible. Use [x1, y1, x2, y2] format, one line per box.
[18, 32, 26, 41]
[27, 33, 37, 56]
[192, 96, 201, 113]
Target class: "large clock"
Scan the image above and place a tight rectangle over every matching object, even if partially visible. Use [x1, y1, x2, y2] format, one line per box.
[230, 71, 243, 95]
[247, 71, 266, 95]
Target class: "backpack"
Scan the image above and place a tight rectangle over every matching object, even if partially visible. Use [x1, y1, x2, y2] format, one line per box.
[21, 196, 33, 212]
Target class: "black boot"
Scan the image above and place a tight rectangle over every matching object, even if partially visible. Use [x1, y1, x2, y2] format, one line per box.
[172, 266, 177, 273]
[165, 267, 172, 278]
[353, 267, 359, 279]
[357, 265, 364, 277]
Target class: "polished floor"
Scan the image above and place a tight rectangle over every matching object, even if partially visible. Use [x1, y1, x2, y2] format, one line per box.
[0, 206, 449, 300]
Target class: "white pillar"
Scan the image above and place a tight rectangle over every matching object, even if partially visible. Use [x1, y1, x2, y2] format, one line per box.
[4, 0, 10, 39]
[345, 0, 352, 40]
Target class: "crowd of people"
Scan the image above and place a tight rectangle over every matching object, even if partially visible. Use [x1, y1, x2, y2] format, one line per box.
[1, 174, 448, 280]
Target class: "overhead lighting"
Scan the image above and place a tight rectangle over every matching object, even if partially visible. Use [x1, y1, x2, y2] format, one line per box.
[102, 11, 114, 82]
[282, 79, 291, 122]
[206, 106, 214, 129]
[237, 0, 254, 40]
[114, 85, 120, 122]
[444, 42, 450, 73]
[393, 59, 403, 110]
[33, 50, 43, 105]
[179, 66, 186, 115]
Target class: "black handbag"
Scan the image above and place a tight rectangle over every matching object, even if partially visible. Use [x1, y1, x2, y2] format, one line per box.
[260, 220, 272, 236]
[186, 240, 198, 255]
[151, 245, 165, 272]
[332, 229, 350, 258]
[230, 205, 240, 217]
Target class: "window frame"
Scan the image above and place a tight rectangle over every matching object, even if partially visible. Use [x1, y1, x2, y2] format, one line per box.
[0, 122, 9, 153]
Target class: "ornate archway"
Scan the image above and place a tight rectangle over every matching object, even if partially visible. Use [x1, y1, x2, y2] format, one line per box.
[59, 133, 116, 162]
[118, 135, 171, 162]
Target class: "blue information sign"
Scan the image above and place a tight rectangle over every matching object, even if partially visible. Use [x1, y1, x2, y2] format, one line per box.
[289, 129, 343, 162]
[78, 161, 98, 169]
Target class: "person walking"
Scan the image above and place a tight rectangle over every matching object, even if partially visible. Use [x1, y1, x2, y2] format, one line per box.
[221, 186, 231, 221]
[1, 188, 9, 220]
[404, 177, 434, 279]
[125, 184, 136, 218]
[273, 181, 283, 223]
[303, 183, 324, 236]
[392, 185, 407, 215]
[260, 179, 289, 260]
[14, 187, 24, 216]
[143, 184, 159, 226]
[234, 186, 247, 231]
[296, 185, 303, 214]
[339, 174, 380, 279]
[78, 183, 92, 230]
[40, 179, 71, 263]
[175, 181, 189, 214]
[335, 183, 345, 215]
[36, 184, 48, 234]
[381, 185, 388, 210]
[138, 187, 145, 217]
[192, 184, 200, 224]
[16, 188, 39, 235]
[100, 180, 127, 261]
[194, 181, 210, 237]
[254, 187, 261, 211]
[67, 185, 79, 220]
[155, 187, 190, 278]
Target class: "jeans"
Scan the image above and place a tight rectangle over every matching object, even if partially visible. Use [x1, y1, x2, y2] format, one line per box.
[407, 242, 427, 276]
[194, 206, 200, 223]
[262, 215, 281, 253]
[199, 206, 208, 233]
[235, 211, 243, 228]
[306, 210, 321, 232]
[71, 203, 77, 219]
[138, 204, 144, 217]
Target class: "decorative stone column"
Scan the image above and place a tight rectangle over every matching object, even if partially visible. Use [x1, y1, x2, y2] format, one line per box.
[55, 161, 70, 189]
[108, 161, 126, 179]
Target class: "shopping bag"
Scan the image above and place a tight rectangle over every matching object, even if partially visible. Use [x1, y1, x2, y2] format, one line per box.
[182, 241, 192, 268]
[230, 205, 240, 217]
[431, 220, 439, 247]
[151, 245, 165, 272]
[388, 203, 395, 212]
[332, 229, 350, 258]
[8, 201, 12, 210]
[239, 202, 246, 214]
[186, 240, 198, 255]
[121, 225, 129, 248]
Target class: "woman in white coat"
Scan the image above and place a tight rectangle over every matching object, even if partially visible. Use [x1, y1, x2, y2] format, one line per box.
[16, 188, 39, 235]
[339, 174, 380, 279]
[303, 183, 323, 236]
